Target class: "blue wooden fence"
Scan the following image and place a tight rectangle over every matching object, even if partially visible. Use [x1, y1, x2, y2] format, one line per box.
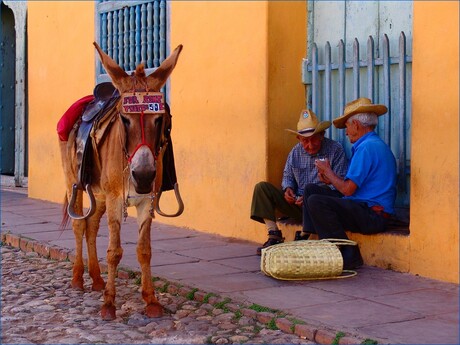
[302, 32, 412, 207]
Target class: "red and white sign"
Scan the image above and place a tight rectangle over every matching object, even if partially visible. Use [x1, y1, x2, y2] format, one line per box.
[121, 92, 165, 114]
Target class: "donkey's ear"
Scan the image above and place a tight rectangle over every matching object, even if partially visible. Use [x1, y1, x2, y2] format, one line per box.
[94, 42, 129, 90]
[146, 44, 183, 91]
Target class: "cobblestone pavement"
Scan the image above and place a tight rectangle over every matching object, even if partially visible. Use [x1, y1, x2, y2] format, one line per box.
[1, 245, 316, 345]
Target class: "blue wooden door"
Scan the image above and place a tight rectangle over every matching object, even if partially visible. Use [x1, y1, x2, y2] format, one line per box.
[0, 2, 15, 175]
[304, 1, 413, 208]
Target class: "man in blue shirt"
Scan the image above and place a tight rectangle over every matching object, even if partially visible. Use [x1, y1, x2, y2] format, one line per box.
[304, 98, 397, 269]
[251, 109, 348, 255]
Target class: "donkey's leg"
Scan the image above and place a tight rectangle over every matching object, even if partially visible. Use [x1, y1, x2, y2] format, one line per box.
[86, 198, 106, 291]
[101, 197, 123, 320]
[70, 190, 86, 290]
[136, 201, 163, 318]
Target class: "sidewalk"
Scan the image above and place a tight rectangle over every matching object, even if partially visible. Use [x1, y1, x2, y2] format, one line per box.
[1, 187, 458, 345]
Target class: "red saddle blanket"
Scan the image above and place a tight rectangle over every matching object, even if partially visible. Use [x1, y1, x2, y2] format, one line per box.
[56, 95, 94, 141]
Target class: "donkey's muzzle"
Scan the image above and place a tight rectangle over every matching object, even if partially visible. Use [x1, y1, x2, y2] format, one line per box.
[130, 146, 156, 194]
[132, 169, 156, 194]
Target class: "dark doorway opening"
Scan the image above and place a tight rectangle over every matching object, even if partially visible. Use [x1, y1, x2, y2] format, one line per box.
[0, 2, 16, 176]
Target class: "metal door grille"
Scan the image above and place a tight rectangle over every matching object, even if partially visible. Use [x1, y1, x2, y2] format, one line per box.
[95, 0, 167, 84]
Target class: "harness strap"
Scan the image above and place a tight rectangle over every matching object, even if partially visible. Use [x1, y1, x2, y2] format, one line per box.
[154, 111, 168, 195]
[127, 110, 157, 163]
[152, 110, 184, 217]
[154, 144, 167, 195]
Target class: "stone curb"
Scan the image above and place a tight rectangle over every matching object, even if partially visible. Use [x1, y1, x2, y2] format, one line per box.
[1, 231, 390, 345]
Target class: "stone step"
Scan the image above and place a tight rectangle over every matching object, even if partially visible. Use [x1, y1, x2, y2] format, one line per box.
[276, 218, 410, 272]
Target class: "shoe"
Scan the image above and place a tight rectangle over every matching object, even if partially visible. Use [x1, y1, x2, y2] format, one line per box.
[340, 245, 364, 270]
[294, 231, 311, 241]
[257, 230, 284, 256]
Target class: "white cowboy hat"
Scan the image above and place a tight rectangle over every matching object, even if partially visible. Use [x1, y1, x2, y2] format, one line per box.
[285, 109, 331, 137]
[333, 97, 388, 129]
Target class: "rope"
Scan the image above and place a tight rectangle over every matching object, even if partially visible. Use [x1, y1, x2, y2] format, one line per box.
[127, 110, 157, 163]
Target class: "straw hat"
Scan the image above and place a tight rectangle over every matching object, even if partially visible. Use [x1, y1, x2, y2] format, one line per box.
[285, 109, 331, 137]
[333, 98, 388, 129]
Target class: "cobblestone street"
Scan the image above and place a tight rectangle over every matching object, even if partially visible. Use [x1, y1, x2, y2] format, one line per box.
[2, 188, 459, 345]
[1, 245, 315, 344]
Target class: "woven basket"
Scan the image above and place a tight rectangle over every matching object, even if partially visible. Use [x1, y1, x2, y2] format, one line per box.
[261, 239, 357, 280]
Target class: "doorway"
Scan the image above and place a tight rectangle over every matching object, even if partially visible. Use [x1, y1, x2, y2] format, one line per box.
[0, 2, 15, 176]
[0, 1, 27, 187]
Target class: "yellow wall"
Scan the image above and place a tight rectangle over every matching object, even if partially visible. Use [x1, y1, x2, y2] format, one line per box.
[26, 1, 459, 283]
[28, 1, 95, 202]
[164, 1, 306, 243]
[165, 1, 268, 243]
[267, 2, 307, 185]
[27, 1, 306, 246]
[410, 1, 459, 283]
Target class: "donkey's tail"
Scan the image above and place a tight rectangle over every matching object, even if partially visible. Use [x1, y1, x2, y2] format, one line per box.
[60, 194, 70, 231]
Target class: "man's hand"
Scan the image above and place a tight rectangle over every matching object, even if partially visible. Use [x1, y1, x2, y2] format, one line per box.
[315, 158, 331, 176]
[318, 173, 332, 184]
[316, 158, 333, 184]
[315, 158, 357, 196]
[294, 195, 303, 207]
[284, 187, 297, 205]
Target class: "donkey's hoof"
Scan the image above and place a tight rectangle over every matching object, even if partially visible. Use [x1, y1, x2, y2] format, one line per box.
[101, 304, 116, 320]
[92, 279, 106, 292]
[145, 303, 163, 318]
[71, 279, 84, 291]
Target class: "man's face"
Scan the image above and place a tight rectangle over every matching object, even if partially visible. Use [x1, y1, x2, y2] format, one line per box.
[297, 133, 323, 155]
[345, 119, 359, 143]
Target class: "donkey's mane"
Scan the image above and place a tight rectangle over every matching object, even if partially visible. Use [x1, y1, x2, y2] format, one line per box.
[135, 64, 146, 78]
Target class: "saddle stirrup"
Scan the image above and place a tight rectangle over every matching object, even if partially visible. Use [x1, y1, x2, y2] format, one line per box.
[67, 183, 97, 220]
[154, 183, 184, 217]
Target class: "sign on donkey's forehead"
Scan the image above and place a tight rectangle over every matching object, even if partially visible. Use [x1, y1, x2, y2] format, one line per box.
[121, 92, 165, 114]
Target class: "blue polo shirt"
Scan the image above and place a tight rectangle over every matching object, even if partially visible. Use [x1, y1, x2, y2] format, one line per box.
[344, 131, 397, 214]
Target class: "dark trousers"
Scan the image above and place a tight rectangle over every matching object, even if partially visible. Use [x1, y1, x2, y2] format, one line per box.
[250, 182, 302, 224]
[303, 183, 386, 239]
[302, 184, 343, 233]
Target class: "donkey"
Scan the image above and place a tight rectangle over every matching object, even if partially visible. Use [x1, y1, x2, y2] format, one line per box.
[59, 42, 183, 320]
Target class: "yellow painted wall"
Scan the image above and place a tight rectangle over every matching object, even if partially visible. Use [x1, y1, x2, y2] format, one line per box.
[267, 2, 307, 185]
[410, 1, 459, 283]
[165, 1, 268, 243]
[26, 1, 459, 283]
[164, 1, 306, 243]
[27, 1, 306, 246]
[28, 1, 95, 203]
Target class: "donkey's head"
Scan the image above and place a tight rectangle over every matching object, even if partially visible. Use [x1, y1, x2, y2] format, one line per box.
[94, 43, 182, 194]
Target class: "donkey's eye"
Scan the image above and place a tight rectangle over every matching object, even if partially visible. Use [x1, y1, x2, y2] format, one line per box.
[121, 116, 131, 127]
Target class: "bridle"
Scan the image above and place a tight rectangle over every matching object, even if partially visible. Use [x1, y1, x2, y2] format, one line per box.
[126, 110, 160, 164]
[120, 88, 183, 219]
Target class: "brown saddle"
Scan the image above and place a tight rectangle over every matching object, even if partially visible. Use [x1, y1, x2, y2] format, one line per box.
[76, 82, 119, 189]
[68, 82, 119, 219]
